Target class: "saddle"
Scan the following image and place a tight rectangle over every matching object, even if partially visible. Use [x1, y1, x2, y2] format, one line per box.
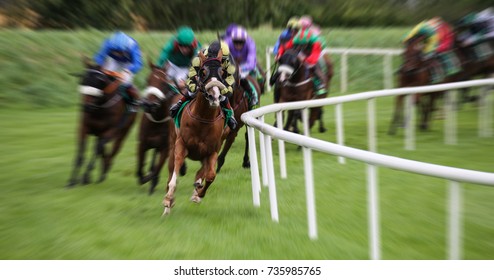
[429, 51, 461, 84]
[470, 40, 494, 61]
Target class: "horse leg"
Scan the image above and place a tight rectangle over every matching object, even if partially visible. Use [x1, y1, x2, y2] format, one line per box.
[149, 148, 168, 195]
[216, 129, 238, 173]
[82, 137, 102, 185]
[98, 135, 116, 183]
[388, 95, 404, 135]
[242, 130, 250, 168]
[99, 131, 126, 183]
[284, 110, 295, 131]
[163, 140, 186, 215]
[137, 143, 147, 185]
[179, 162, 187, 176]
[308, 107, 322, 132]
[418, 95, 430, 131]
[291, 110, 301, 134]
[316, 107, 327, 133]
[66, 127, 88, 187]
[192, 153, 218, 202]
[141, 149, 157, 184]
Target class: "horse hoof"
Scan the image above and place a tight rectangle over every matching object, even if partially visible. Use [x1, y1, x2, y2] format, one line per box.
[81, 176, 91, 185]
[179, 164, 187, 176]
[190, 195, 202, 204]
[242, 161, 251, 168]
[319, 127, 327, 133]
[148, 185, 156, 195]
[65, 181, 77, 188]
[162, 207, 171, 216]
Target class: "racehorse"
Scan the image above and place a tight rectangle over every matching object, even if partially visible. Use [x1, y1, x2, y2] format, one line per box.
[136, 62, 179, 194]
[163, 49, 229, 215]
[455, 39, 494, 103]
[256, 62, 267, 95]
[216, 65, 261, 172]
[66, 57, 137, 187]
[389, 35, 466, 134]
[274, 48, 333, 134]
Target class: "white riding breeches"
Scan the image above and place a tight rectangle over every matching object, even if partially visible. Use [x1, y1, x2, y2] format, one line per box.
[166, 62, 189, 85]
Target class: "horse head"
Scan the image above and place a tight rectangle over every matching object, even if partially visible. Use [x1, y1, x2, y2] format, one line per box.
[277, 49, 302, 84]
[197, 50, 226, 108]
[400, 35, 427, 75]
[79, 56, 121, 107]
[143, 62, 174, 113]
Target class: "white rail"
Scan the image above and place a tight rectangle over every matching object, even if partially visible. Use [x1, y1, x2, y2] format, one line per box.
[242, 78, 494, 260]
[265, 47, 402, 92]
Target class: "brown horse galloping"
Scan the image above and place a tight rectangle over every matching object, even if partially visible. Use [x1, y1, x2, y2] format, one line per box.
[66, 59, 137, 187]
[389, 35, 466, 134]
[274, 48, 333, 134]
[216, 67, 261, 172]
[136, 63, 180, 194]
[163, 50, 229, 215]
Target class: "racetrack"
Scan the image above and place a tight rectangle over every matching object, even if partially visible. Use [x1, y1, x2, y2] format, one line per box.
[0, 29, 493, 259]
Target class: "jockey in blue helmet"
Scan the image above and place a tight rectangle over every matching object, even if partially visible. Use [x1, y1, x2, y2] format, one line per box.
[94, 31, 143, 110]
[273, 17, 301, 57]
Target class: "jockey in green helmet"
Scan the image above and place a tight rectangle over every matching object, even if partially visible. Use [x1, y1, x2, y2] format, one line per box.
[156, 26, 201, 95]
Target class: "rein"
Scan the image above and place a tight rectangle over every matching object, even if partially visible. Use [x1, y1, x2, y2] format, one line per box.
[232, 91, 247, 111]
[185, 97, 224, 124]
[99, 94, 122, 108]
[145, 113, 172, 123]
[283, 77, 312, 87]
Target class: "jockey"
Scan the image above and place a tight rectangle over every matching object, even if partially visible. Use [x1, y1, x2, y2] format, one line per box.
[403, 18, 456, 74]
[169, 41, 238, 130]
[273, 17, 301, 57]
[225, 26, 258, 110]
[299, 15, 321, 35]
[221, 23, 239, 40]
[156, 26, 201, 95]
[275, 28, 328, 95]
[93, 31, 143, 110]
[403, 18, 454, 59]
[457, 8, 494, 47]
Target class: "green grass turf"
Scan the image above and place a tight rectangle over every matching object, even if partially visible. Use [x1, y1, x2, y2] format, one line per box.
[0, 28, 492, 259]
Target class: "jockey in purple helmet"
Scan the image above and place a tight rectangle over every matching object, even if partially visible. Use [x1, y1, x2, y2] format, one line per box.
[222, 23, 238, 40]
[225, 26, 258, 109]
[94, 31, 143, 110]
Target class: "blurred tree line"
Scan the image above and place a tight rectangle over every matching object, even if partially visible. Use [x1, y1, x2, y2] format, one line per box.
[0, 0, 490, 30]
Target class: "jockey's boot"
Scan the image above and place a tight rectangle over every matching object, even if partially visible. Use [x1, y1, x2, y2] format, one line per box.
[312, 65, 327, 95]
[170, 91, 195, 118]
[220, 97, 237, 130]
[240, 78, 258, 110]
[126, 85, 142, 112]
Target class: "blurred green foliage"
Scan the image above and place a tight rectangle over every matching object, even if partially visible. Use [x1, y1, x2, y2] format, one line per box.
[0, 0, 491, 30]
[0, 27, 409, 109]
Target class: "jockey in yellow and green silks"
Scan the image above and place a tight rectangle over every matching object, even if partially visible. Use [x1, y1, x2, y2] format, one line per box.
[156, 26, 201, 94]
[403, 20, 439, 59]
[403, 18, 454, 59]
[169, 41, 238, 130]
